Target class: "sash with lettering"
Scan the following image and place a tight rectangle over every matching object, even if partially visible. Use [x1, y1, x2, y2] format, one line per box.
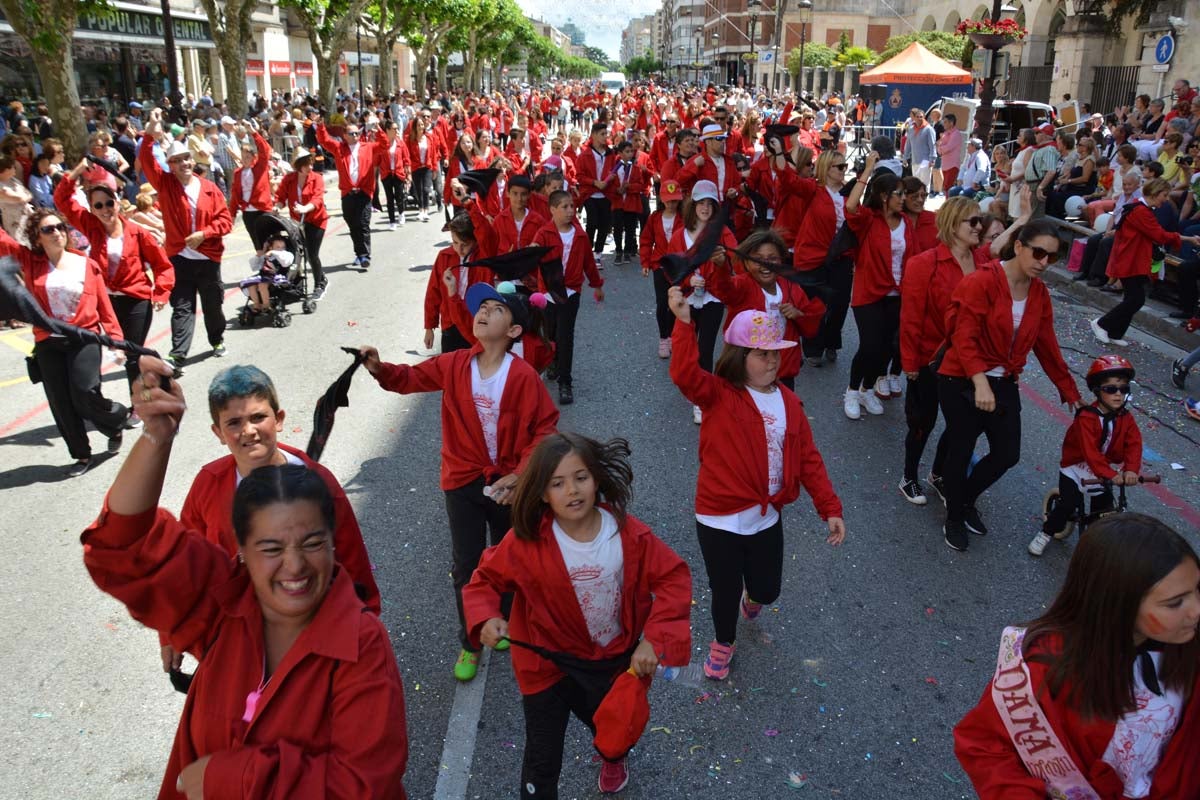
[991, 626, 1101, 800]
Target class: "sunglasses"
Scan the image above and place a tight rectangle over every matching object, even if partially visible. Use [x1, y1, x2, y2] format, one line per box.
[92, 199, 116, 209]
[1026, 245, 1060, 263]
[965, 216, 985, 227]
[39, 222, 68, 235]
[345, 131, 360, 137]
[830, 163, 847, 171]
[1097, 384, 1132, 395]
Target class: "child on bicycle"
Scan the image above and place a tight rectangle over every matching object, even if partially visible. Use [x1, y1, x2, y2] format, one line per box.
[1029, 355, 1143, 556]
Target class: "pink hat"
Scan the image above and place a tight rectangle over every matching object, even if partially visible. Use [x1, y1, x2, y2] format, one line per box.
[542, 155, 563, 170]
[725, 310, 797, 350]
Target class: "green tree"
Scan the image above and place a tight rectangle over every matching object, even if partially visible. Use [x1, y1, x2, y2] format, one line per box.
[835, 45, 878, 68]
[785, 42, 836, 78]
[583, 46, 611, 66]
[837, 30, 851, 54]
[625, 53, 664, 79]
[394, 0, 470, 95]
[879, 31, 972, 68]
[195, 0, 256, 115]
[281, 0, 373, 108]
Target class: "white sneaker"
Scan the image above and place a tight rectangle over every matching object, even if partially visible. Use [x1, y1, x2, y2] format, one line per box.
[1028, 531, 1052, 556]
[888, 374, 904, 396]
[1089, 318, 1110, 344]
[398, 214, 406, 225]
[1110, 337, 1130, 347]
[389, 222, 397, 231]
[693, 405, 702, 424]
[843, 389, 862, 420]
[418, 211, 429, 222]
[860, 388, 885, 415]
[873, 376, 892, 399]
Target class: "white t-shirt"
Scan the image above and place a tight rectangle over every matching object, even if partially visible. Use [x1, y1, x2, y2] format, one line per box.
[888, 218, 906, 296]
[45, 254, 87, 321]
[553, 508, 624, 647]
[470, 353, 513, 464]
[589, 147, 606, 199]
[235, 449, 304, 487]
[1102, 652, 1184, 799]
[714, 157, 726, 193]
[661, 214, 676, 241]
[684, 228, 721, 308]
[178, 178, 206, 260]
[348, 143, 361, 185]
[240, 168, 253, 203]
[106, 234, 123, 283]
[985, 298, 1027, 377]
[761, 283, 783, 329]
[418, 136, 429, 164]
[558, 226, 578, 299]
[827, 186, 846, 229]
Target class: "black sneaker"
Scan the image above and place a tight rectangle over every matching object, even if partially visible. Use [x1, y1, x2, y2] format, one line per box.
[107, 430, 123, 454]
[963, 505, 989, 535]
[361, 257, 371, 270]
[67, 458, 93, 478]
[823, 348, 838, 363]
[944, 519, 969, 551]
[927, 474, 947, 506]
[545, 363, 558, 382]
[899, 478, 928, 505]
[1173, 358, 1189, 390]
[164, 354, 184, 377]
[558, 385, 574, 405]
[311, 282, 328, 301]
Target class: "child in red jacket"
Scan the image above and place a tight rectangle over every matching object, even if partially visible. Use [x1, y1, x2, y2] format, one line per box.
[638, 179, 683, 358]
[465, 433, 692, 797]
[361, 284, 559, 682]
[609, 139, 646, 265]
[1028, 355, 1144, 556]
[667, 287, 845, 681]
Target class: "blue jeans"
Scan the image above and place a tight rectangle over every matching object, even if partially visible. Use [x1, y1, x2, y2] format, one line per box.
[947, 186, 977, 198]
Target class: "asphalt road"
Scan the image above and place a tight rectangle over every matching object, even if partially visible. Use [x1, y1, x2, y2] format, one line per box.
[1, 184, 1198, 800]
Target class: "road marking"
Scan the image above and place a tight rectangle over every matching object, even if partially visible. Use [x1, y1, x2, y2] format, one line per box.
[432, 649, 492, 800]
[1, 332, 33, 355]
[0, 375, 27, 388]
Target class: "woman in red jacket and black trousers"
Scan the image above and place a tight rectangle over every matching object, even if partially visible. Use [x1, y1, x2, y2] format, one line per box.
[275, 147, 328, 298]
[937, 219, 1083, 551]
[229, 127, 273, 251]
[376, 120, 411, 230]
[1091, 178, 1198, 346]
[791, 150, 852, 366]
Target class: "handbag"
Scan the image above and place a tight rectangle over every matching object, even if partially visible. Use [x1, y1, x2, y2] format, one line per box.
[25, 355, 41, 384]
[1066, 238, 1087, 273]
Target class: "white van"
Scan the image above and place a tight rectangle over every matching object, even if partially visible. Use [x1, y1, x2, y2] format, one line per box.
[927, 97, 1056, 149]
[600, 72, 627, 94]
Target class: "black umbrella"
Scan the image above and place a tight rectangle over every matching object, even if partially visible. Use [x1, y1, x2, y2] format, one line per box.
[305, 347, 364, 461]
[457, 168, 502, 197]
[659, 205, 730, 287]
[764, 124, 799, 156]
[460, 246, 553, 283]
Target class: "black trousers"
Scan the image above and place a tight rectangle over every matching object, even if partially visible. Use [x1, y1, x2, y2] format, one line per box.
[693, 301, 725, 373]
[849, 296, 900, 390]
[1079, 233, 1114, 281]
[168, 255, 224, 360]
[938, 375, 1022, 522]
[1178, 258, 1198, 315]
[35, 339, 128, 460]
[1044, 473, 1114, 535]
[696, 518, 784, 645]
[412, 167, 434, 211]
[904, 366, 949, 481]
[1097, 274, 1149, 340]
[108, 294, 153, 390]
[441, 325, 470, 354]
[521, 673, 619, 799]
[612, 209, 638, 256]
[545, 292, 581, 388]
[801, 262, 854, 358]
[382, 174, 407, 223]
[341, 190, 372, 259]
[584, 196, 612, 253]
[303, 223, 326, 287]
[242, 209, 265, 251]
[652, 269, 674, 339]
[445, 477, 512, 650]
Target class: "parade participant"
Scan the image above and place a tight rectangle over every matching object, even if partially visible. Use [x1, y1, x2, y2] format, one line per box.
[791, 150, 849, 367]
[361, 282, 560, 681]
[274, 147, 328, 299]
[54, 160, 174, 391]
[504, 127, 538, 177]
[898, 197, 983, 505]
[532, 189, 605, 406]
[937, 219, 1082, 551]
[1091, 178, 1197, 347]
[315, 116, 380, 269]
[955, 514, 1200, 799]
[609, 139, 646, 266]
[842, 156, 915, 420]
[444, 133, 478, 219]
[659, 126, 699, 187]
[574, 122, 616, 267]
[649, 116, 681, 182]
[405, 114, 439, 223]
[639, 178, 683, 358]
[424, 211, 497, 353]
[678, 123, 741, 201]
[1028, 355, 1143, 556]
[465, 433, 692, 797]
[82, 358, 409, 798]
[668, 287, 845, 680]
[707, 228, 826, 391]
[139, 108, 232, 375]
[377, 119, 411, 230]
[228, 127, 273, 251]
[478, 175, 545, 256]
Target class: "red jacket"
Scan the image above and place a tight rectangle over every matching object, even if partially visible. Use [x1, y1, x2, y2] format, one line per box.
[377, 133, 412, 180]
[908, 209, 938, 252]
[669, 318, 843, 520]
[403, 130, 439, 172]
[659, 152, 688, 187]
[139, 137, 231, 260]
[274, 169, 329, 229]
[676, 152, 741, 196]
[424, 246, 495, 331]
[608, 157, 648, 214]
[666, 223, 739, 297]
[938, 264, 1081, 404]
[490, 206, 546, 255]
[648, 130, 677, 178]
[790, 179, 839, 270]
[315, 123, 379, 197]
[463, 510, 692, 695]
[707, 271, 826, 380]
[53, 176, 173, 304]
[796, 126, 822, 153]
[179, 443, 381, 614]
[372, 344, 560, 490]
[900, 243, 970, 374]
[1107, 201, 1183, 280]
[1059, 406, 1142, 478]
[0, 234, 124, 343]
[229, 130, 273, 215]
[531, 218, 604, 292]
[503, 139, 539, 176]
[747, 158, 800, 220]
[638, 210, 679, 272]
[954, 632, 1200, 799]
[846, 206, 916, 307]
[574, 144, 616, 203]
[82, 505, 408, 799]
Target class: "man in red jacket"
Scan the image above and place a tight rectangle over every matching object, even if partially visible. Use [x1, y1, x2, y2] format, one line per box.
[139, 108, 232, 375]
[316, 117, 379, 269]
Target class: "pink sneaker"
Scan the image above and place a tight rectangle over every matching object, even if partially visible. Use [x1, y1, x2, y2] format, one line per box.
[598, 757, 629, 793]
[657, 338, 671, 359]
[703, 640, 736, 680]
[740, 590, 763, 621]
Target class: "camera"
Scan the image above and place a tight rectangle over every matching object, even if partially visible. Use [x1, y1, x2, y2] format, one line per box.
[1176, 155, 1194, 166]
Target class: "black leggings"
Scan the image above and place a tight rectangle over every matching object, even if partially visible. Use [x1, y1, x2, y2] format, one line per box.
[696, 518, 784, 645]
[303, 223, 326, 287]
[612, 209, 638, 255]
[412, 167, 433, 211]
[849, 296, 900, 390]
[382, 174, 407, 223]
[545, 292, 582, 387]
[108, 294, 152, 390]
[692, 301, 725, 373]
[242, 209, 266, 251]
[904, 365, 948, 481]
[1043, 473, 1114, 535]
[34, 339, 128, 461]
[520, 673, 620, 799]
[584, 196, 612, 253]
[652, 269, 674, 339]
[1097, 274, 1149, 340]
[937, 375, 1022, 521]
[445, 477, 512, 650]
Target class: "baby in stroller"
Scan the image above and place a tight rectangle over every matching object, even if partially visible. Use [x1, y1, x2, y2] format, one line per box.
[240, 231, 295, 314]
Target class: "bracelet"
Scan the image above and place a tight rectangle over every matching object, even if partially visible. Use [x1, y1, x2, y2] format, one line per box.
[141, 427, 178, 446]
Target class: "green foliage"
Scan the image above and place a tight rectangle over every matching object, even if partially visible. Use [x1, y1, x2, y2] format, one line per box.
[583, 46, 611, 66]
[624, 53, 664, 79]
[785, 42, 836, 75]
[878, 31, 972, 67]
[835, 45, 878, 67]
[836, 30, 850, 54]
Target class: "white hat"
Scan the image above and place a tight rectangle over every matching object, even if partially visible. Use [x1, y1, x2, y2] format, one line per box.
[164, 141, 191, 161]
[699, 123, 727, 141]
[291, 146, 311, 165]
[691, 179, 719, 203]
[220, 115, 236, 126]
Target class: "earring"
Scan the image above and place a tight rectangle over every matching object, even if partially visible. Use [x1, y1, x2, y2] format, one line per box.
[237, 552, 245, 564]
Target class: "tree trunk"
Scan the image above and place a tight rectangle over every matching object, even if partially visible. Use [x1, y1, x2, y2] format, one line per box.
[437, 58, 448, 92]
[216, 38, 249, 116]
[315, 52, 339, 109]
[377, 34, 397, 96]
[415, 48, 432, 97]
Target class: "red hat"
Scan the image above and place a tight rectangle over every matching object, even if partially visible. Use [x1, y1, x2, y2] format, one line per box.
[660, 180, 683, 202]
[1036, 123, 1056, 137]
[592, 670, 651, 761]
[1086, 354, 1134, 388]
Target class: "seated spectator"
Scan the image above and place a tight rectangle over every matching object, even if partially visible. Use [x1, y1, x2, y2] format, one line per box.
[28, 154, 54, 208]
[1083, 143, 1138, 228]
[1077, 170, 1142, 286]
[126, 183, 164, 245]
[948, 138, 990, 198]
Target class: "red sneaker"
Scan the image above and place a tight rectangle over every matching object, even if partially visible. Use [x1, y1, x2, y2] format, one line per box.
[598, 757, 629, 793]
[740, 590, 764, 621]
[703, 640, 736, 680]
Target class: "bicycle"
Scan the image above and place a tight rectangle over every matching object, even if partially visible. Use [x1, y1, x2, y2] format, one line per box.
[1041, 474, 1162, 539]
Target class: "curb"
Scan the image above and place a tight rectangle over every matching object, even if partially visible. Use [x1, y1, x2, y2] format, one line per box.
[1042, 265, 1196, 352]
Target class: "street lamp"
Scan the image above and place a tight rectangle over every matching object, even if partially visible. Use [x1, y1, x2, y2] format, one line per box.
[797, 0, 812, 96]
[355, 20, 364, 95]
[747, 0, 761, 90]
[694, 26, 702, 86]
[972, 2, 1019, 148]
[678, 44, 686, 82]
[711, 31, 719, 86]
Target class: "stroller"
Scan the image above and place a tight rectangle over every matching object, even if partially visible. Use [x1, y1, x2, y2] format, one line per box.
[237, 212, 317, 328]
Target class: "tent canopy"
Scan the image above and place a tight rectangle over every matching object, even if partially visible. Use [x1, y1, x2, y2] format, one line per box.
[860, 42, 972, 85]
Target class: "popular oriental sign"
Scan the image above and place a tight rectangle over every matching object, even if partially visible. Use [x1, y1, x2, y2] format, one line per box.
[0, 4, 214, 48]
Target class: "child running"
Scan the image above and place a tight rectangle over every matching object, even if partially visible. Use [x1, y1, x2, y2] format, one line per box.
[361, 284, 559, 681]
[667, 286, 845, 680]
[1028, 355, 1143, 556]
[464, 433, 692, 796]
